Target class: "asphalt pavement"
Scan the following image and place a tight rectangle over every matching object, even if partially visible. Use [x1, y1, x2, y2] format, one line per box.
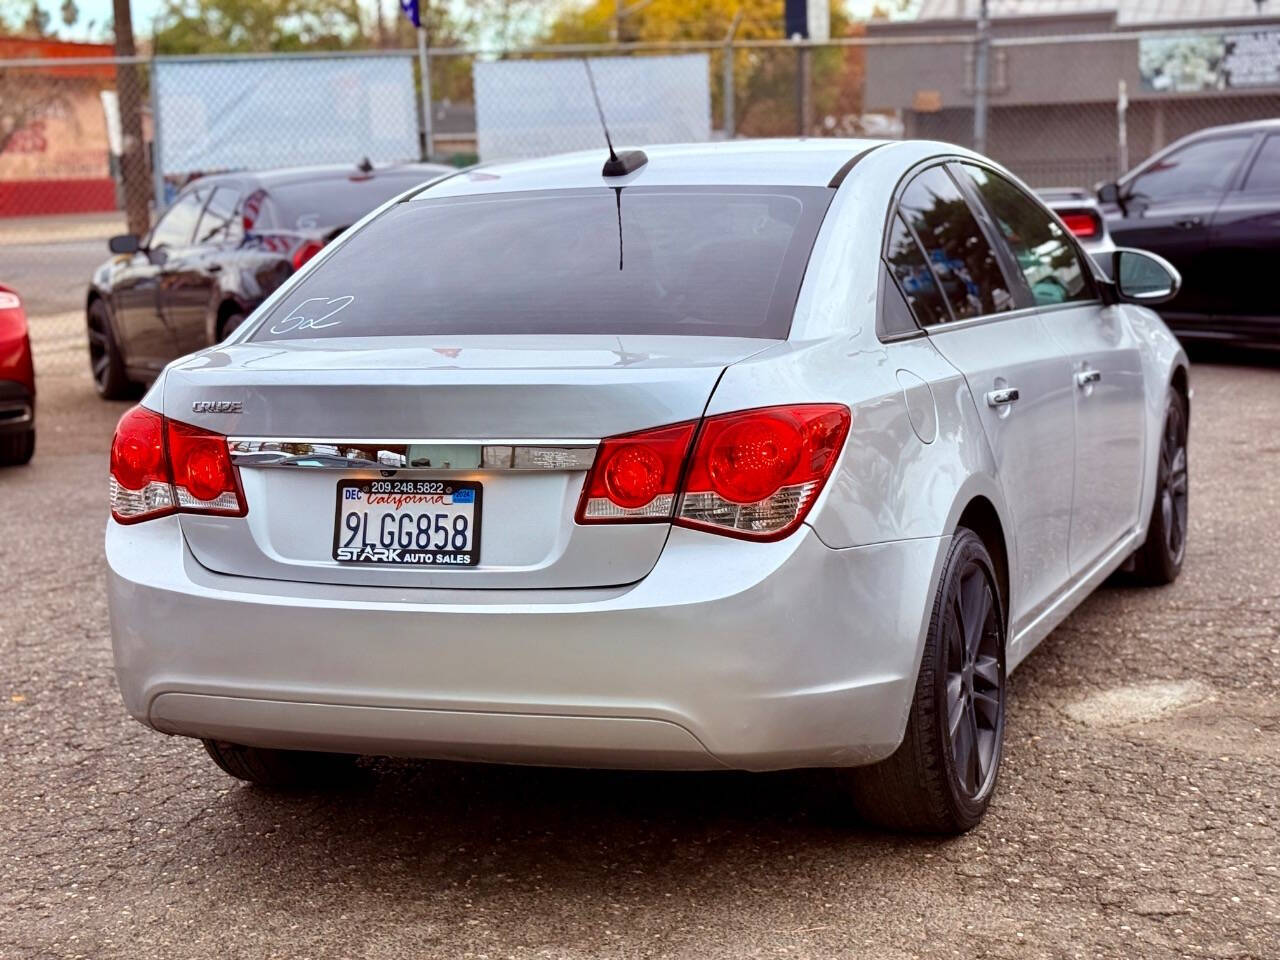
[1, 316, 1278, 957]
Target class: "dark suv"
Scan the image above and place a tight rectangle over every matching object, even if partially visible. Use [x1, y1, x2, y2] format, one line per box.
[1096, 119, 1280, 348]
[86, 160, 452, 398]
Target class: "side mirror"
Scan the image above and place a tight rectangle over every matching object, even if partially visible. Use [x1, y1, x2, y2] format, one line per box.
[1096, 182, 1120, 205]
[1112, 248, 1181, 305]
[109, 234, 140, 254]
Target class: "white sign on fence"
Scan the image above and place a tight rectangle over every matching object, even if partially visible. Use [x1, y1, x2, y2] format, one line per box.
[153, 57, 420, 179]
[473, 54, 711, 163]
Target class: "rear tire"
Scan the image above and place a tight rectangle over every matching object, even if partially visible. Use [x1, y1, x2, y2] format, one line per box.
[0, 429, 34, 466]
[87, 298, 133, 400]
[202, 739, 356, 788]
[846, 528, 1007, 834]
[1130, 388, 1188, 586]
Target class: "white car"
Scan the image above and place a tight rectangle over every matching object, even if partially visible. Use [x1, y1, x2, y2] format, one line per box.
[106, 140, 1189, 833]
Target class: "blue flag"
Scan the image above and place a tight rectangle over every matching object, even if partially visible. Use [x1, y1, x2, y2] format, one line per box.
[400, 0, 419, 28]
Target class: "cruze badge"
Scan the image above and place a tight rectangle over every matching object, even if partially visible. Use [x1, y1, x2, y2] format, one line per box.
[191, 400, 242, 414]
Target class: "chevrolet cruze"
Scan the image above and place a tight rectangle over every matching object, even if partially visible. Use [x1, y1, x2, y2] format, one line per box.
[106, 140, 1190, 833]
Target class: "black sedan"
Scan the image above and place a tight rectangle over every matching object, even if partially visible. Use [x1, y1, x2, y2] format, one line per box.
[1096, 118, 1280, 348]
[86, 160, 452, 398]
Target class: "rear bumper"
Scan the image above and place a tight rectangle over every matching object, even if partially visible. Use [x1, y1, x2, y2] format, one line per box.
[0, 380, 33, 434]
[107, 518, 948, 771]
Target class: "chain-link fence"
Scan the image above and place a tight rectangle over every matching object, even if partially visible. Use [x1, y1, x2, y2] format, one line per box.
[3, 24, 1278, 377]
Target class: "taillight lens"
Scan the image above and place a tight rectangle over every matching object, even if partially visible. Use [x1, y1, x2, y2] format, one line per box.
[109, 406, 245, 524]
[679, 405, 850, 540]
[576, 404, 849, 541]
[291, 239, 325, 271]
[1059, 211, 1100, 239]
[576, 422, 696, 522]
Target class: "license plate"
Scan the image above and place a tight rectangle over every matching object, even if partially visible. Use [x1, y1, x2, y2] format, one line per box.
[332, 479, 481, 567]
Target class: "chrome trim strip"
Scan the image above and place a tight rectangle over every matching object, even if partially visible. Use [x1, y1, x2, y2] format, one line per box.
[0, 402, 33, 426]
[227, 438, 598, 472]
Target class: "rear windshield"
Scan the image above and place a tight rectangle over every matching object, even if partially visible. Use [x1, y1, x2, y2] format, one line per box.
[265, 174, 437, 231]
[251, 186, 832, 341]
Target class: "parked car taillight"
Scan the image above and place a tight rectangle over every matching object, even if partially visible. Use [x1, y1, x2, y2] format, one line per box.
[1059, 211, 1101, 239]
[576, 404, 850, 541]
[109, 406, 245, 524]
[291, 240, 325, 271]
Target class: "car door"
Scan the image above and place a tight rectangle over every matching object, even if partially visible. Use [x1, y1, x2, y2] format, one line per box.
[958, 163, 1146, 574]
[1106, 134, 1255, 321]
[1206, 133, 1280, 341]
[888, 164, 1076, 632]
[122, 189, 205, 372]
[166, 185, 243, 357]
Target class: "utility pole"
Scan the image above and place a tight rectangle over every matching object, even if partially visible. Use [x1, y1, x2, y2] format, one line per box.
[111, 0, 150, 234]
[972, 0, 990, 154]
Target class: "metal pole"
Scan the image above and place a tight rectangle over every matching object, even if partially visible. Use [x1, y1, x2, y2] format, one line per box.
[150, 61, 166, 212]
[417, 24, 433, 161]
[723, 9, 742, 138]
[1116, 78, 1129, 176]
[972, 0, 990, 154]
[798, 45, 812, 136]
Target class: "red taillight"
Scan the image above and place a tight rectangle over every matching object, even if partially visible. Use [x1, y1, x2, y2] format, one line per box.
[576, 404, 850, 540]
[576, 422, 696, 523]
[1059, 211, 1100, 239]
[109, 406, 245, 524]
[291, 239, 325, 271]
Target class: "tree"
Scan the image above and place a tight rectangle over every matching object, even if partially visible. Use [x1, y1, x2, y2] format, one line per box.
[21, 0, 50, 35]
[113, 0, 151, 235]
[61, 0, 78, 28]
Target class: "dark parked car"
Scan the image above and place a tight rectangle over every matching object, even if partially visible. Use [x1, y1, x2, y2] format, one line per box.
[1096, 118, 1280, 347]
[86, 160, 452, 398]
[0, 282, 35, 465]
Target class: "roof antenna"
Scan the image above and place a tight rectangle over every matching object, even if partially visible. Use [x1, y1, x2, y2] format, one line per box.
[582, 58, 648, 177]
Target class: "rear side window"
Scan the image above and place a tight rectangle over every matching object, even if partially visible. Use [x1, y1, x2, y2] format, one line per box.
[1126, 136, 1252, 203]
[897, 166, 1014, 322]
[959, 164, 1096, 306]
[884, 214, 949, 327]
[252, 186, 832, 341]
[1244, 136, 1280, 192]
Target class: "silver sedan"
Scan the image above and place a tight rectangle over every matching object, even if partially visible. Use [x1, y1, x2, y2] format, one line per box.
[105, 139, 1190, 834]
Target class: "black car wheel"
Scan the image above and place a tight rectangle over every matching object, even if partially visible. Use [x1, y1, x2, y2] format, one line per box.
[847, 528, 1006, 834]
[202, 739, 357, 788]
[0, 428, 35, 466]
[1131, 388, 1189, 585]
[87, 298, 133, 400]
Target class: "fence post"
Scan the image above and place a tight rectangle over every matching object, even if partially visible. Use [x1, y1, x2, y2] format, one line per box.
[1116, 78, 1129, 177]
[722, 9, 742, 138]
[972, 0, 990, 154]
[150, 61, 166, 212]
[417, 26, 434, 161]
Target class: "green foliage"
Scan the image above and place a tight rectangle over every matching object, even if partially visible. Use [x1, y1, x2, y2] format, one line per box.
[152, 0, 368, 53]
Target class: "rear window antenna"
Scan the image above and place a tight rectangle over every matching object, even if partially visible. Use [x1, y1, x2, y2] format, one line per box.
[582, 58, 648, 177]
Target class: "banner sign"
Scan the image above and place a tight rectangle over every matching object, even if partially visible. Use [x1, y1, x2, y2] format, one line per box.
[153, 57, 419, 178]
[473, 54, 711, 163]
[1140, 30, 1280, 92]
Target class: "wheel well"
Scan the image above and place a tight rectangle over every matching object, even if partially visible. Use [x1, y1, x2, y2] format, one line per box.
[1171, 364, 1190, 416]
[957, 497, 1010, 625]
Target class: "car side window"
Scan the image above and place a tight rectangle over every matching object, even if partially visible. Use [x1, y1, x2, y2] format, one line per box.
[958, 164, 1096, 307]
[884, 214, 949, 328]
[196, 186, 243, 245]
[897, 166, 1014, 322]
[1125, 136, 1253, 204]
[149, 191, 205, 250]
[1243, 135, 1280, 192]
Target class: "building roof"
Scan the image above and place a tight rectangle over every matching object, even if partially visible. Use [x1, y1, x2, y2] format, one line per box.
[914, 0, 1271, 25]
[414, 139, 886, 198]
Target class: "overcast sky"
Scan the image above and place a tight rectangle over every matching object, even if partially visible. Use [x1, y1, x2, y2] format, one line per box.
[47, 0, 909, 45]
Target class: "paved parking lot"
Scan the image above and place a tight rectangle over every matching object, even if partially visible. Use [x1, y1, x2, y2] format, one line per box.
[2, 319, 1278, 957]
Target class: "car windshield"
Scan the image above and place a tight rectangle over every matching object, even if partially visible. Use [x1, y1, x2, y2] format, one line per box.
[251, 186, 832, 341]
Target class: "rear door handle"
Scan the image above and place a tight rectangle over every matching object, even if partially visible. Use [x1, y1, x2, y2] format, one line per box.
[1075, 369, 1102, 388]
[1174, 216, 1203, 229]
[985, 387, 1020, 407]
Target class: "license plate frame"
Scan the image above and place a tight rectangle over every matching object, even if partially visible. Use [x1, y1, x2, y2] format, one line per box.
[331, 478, 482, 567]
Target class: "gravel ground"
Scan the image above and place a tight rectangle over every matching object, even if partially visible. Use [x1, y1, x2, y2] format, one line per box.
[1, 340, 1278, 960]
